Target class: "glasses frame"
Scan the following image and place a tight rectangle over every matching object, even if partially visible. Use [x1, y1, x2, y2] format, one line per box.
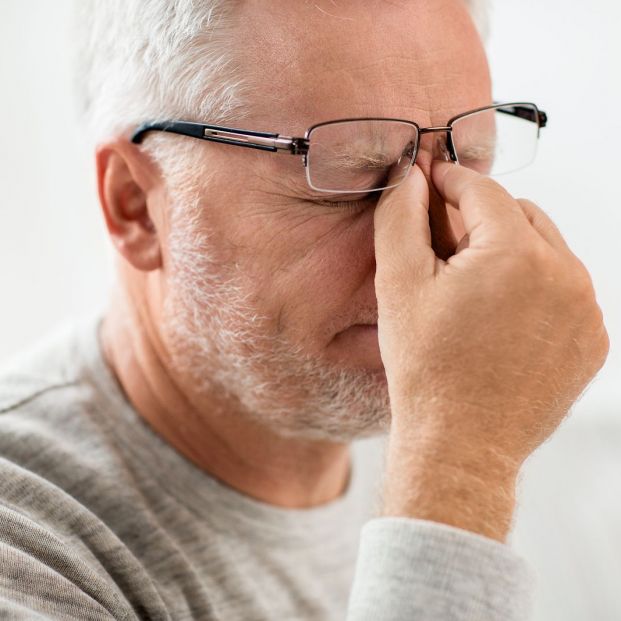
[131, 102, 548, 193]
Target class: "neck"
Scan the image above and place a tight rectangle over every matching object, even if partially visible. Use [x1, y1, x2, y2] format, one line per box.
[98, 288, 352, 508]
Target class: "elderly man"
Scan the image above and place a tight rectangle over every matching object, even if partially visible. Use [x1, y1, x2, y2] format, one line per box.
[0, 1, 609, 619]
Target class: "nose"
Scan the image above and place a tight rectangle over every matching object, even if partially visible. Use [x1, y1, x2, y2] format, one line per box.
[413, 131, 453, 180]
[407, 130, 465, 262]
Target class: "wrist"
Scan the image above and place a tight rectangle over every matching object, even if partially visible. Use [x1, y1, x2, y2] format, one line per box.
[381, 433, 520, 542]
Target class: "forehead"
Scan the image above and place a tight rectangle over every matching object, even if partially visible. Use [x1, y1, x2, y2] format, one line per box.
[235, 0, 491, 133]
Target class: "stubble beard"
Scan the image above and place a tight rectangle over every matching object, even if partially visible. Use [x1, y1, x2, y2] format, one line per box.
[161, 190, 391, 443]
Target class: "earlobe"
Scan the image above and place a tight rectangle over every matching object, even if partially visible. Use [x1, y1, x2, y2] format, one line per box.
[96, 141, 163, 272]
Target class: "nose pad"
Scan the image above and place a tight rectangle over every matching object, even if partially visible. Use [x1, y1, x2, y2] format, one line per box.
[403, 140, 416, 159]
[433, 135, 453, 162]
[392, 140, 417, 184]
[410, 132, 451, 178]
[396, 140, 416, 167]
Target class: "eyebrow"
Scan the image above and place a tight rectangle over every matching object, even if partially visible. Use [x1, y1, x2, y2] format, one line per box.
[456, 138, 496, 161]
[325, 145, 394, 169]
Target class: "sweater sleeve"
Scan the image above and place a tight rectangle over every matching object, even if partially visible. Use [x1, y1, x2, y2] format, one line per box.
[346, 517, 536, 621]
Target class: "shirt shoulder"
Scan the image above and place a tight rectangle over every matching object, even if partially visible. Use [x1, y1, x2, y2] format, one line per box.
[0, 317, 115, 477]
[0, 316, 174, 620]
[0, 321, 81, 415]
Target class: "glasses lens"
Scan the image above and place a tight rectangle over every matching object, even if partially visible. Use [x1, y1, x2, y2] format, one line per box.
[450, 104, 540, 176]
[306, 120, 419, 193]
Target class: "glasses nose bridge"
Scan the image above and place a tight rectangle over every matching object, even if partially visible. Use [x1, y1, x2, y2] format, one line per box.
[419, 125, 452, 135]
[416, 125, 457, 165]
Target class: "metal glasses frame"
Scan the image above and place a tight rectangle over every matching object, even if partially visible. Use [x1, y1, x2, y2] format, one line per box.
[131, 102, 548, 193]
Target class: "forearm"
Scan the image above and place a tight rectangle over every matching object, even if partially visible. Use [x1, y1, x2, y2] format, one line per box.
[380, 424, 521, 542]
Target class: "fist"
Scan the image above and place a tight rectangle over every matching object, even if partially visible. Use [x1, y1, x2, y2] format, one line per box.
[374, 162, 610, 468]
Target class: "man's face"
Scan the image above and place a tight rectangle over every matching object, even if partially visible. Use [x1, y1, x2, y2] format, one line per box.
[154, 0, 491, 442]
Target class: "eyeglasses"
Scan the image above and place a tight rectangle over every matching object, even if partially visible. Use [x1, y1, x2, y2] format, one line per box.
[131, 102, 547, 194]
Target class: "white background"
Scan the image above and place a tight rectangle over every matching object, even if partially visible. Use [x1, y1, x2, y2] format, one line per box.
[0, 1, 112, 363]
[0, 2, 620, 619]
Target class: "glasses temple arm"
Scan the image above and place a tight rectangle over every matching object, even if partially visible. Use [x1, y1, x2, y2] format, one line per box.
[494, 104, 548, 128]
[130, 121, 309, 154]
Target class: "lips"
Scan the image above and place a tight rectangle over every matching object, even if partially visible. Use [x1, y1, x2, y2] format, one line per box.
[331, 311, 378, 339]
[328, 322, 382, 367]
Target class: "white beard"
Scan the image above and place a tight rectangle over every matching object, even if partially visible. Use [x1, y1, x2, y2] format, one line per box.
[160, 189, 391, 443]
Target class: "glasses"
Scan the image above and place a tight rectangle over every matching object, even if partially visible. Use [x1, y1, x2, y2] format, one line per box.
[131, 102, 547, 194]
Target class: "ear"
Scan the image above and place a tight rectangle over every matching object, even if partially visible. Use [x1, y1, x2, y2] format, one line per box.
[95, 139, 163, 271]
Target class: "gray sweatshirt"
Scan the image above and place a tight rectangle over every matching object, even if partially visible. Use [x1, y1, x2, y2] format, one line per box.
[0, 313, 535, 620]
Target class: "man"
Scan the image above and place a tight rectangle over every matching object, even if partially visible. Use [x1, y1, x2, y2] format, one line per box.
[0, 1, 609, 619]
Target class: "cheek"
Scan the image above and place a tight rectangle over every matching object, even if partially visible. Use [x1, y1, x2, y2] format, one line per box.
[245, 210, 377, 342]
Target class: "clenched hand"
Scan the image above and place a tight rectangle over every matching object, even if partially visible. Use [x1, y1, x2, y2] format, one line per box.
[374, 161, 610, 541]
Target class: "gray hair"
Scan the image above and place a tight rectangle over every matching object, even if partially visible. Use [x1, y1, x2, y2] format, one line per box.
[75, 0, 490, 160]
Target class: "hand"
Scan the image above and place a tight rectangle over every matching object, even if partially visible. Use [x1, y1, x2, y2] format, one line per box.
[373, 162, 610, 540]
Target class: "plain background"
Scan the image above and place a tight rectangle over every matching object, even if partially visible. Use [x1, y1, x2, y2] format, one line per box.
[0, 2, 620, 619]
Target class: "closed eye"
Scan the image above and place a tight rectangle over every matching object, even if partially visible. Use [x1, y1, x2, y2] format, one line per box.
[311, 193, 378, 211]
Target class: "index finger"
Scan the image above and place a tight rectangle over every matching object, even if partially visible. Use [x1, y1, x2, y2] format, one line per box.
[431, 161, 530, 245]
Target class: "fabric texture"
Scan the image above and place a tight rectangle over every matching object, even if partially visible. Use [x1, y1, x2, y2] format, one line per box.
[0, 312, 535, 620]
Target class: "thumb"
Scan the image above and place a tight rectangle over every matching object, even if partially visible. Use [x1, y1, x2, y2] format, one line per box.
[374, 164, 437, 280]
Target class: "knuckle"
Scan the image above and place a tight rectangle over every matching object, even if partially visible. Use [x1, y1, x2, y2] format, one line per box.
[516, 237, 554, 275]
[516, 198, 540, 223]
[517, 198, 540, 212]
[593, 317, 611, 356]
[586, 300, 610, 362]
[581, 319, 610, 376]
[567, 259, 597, 302]
[562, 265, 609, 369]
[516, 198, 537, 213]
[598, 323, 611, 362]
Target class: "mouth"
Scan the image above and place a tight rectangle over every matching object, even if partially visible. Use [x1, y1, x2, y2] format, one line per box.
[329, 317, 383, 371]
[340, 323, 378, 338]
[337, 323, 377, 343]
[328, 322, 382, 368]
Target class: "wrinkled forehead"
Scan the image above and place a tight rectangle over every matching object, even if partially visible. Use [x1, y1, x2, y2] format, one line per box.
[234, 0, 491, 134]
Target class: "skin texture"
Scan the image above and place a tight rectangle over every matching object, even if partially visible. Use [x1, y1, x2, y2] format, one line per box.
[96, 0, 609, 539]
[376, 162, 609, 539]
